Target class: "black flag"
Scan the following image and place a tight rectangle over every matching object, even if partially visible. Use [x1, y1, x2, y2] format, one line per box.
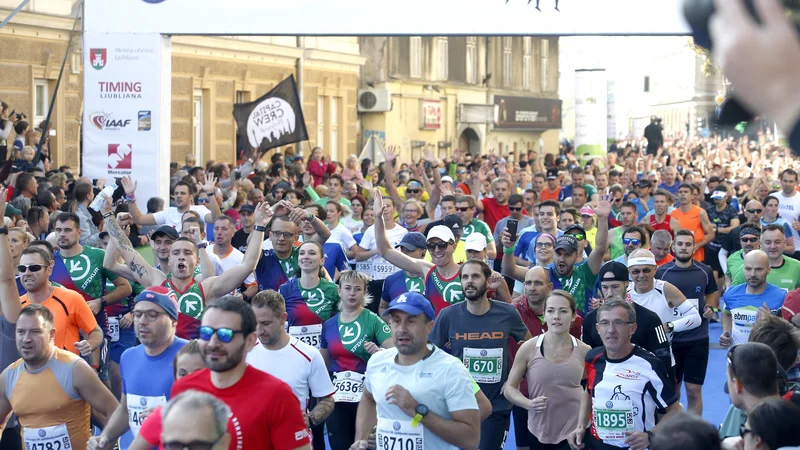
[233, 74, 308, 159]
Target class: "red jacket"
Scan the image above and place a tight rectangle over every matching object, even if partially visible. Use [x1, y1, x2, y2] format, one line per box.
[307, 159, 336, 187]
[509, 299, 583, 397]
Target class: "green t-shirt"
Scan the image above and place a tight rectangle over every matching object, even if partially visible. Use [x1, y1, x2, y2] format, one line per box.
[405, 274, 424, 294]
[609, 227, 625, 260]
[552, 261, 597, 312]
[300, 278, 339, 322]
[463, 219, 492, 242]
[335, 308, 392, 362]
[278, 247, 300, 278]
[730, 255, 800, 291]
[315, 196, 352, 208]
[725, 250, 744, 279]
[62, 246, 118, 300]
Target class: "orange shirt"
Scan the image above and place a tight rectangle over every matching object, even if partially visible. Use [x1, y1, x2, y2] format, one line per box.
[540, 187, 561, 202]
[656, 253, 674, 267]
[21, 286, 98, 355]
[672, 205, 705, 261]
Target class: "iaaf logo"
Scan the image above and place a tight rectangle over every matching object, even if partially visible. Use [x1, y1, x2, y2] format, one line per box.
[89, 112, 131, 131]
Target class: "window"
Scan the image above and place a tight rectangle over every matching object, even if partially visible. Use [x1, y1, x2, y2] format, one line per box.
[318, 96, 325, 148]
[34, 79, 48, 125]
[503, 37, 513, 87]
[410, 37, 422, 78]
[466, 37, 477, 84]
[523, 37, 532, 90]
[540, 39, 550, 91]
[193, 88, 203, 163]
[331, 97, 338, 162]
[437, 37, 449, 81]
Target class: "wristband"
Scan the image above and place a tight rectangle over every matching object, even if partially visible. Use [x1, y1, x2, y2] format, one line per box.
[102, 212, 113, 219]
[0, 227, 8, 235]
[304, 213, 316, 223]
[196, 242, 208, 250]
[125, 194, 136, 202]
[503, 245, 517, 255]
[254, 225, 267, 232]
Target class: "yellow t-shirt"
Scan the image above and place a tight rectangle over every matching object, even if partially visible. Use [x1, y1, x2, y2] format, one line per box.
[424, 240, 467, 264]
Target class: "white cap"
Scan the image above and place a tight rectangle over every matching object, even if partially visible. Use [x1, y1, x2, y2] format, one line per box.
[464, 233, 487, 251]
[427, 225, 455, 243]
[441, 175, 454, 184]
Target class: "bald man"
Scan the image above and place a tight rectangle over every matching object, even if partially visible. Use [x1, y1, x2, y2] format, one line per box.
[161, 391, 231, 450]
[720, 249, 787, 348]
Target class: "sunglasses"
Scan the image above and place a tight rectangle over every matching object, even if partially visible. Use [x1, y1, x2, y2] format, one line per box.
[426, 241, 451, 251]
[535, 242, 554, 249]
[456, 207, 471, 212]
[746, 209, 763, 214]
[17, 264, 44, 273]
[406, 189, 421, 194]
[623, 238, 641, 246]
[629, 268, 653, 276]
[164, 432, 225, 450]
[509, 207, 522, 212]
[740, 236, 759, 243]
[196, 198, 209, 204]
[570, 233, 586, 241]
[198, 326, 244, 343]
[612, 198, 623, 203]
[457, 170, 467, 174]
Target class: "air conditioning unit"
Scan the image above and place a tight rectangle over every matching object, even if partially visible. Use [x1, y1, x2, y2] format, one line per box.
[358, 88, 392, 113]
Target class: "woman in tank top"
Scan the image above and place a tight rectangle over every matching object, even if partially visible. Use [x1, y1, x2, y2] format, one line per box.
[504, 290, 591, 450]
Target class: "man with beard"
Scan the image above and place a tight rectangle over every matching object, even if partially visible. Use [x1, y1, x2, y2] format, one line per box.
[172, 296, 311, 449]
[351, 292, 480, 450]
[56, 212, 133, 382]
[613, 225, 648, 265]
[104, 202, 272, 340]
[720, 250, 787, 349]
[672, 184, 715, 262]
[656, 230, 719, 415]
[508, 266, 581, 450]
[608, 202, 639, 260]
[724, 224, 762, 289]
[429, 260, 530, 450]
[0, 304, 118, 450]
[88, 287, 188, 450]
[730, 224, 800, 291]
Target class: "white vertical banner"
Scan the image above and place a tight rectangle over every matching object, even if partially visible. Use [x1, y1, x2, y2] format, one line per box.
[82, 32, 171, 211]
[574, 69, 608, 161]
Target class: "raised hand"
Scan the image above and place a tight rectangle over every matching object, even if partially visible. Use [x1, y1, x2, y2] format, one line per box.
[593, 194, 613, 218]
[203, 174, 218, 195]
[121, 175, 137, 195]
[0, 187, 8, 220]
[384, 145, 400, 163]
[254, 202, 274, 227]
[423, 147, 438, 165]
[373, 188, 388, 217]
[303, 170, 312, 186]
[287, 206, 311, 224]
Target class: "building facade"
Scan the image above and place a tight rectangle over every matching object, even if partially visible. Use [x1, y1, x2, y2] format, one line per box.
[359, 36, 560, 163]
[0, 0, 364, 170]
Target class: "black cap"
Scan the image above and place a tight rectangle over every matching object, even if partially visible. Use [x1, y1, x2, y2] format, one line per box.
[635, 179, 652, 188]
[425, 214, 464, 238]
[151, 225, 179, 241]
[554, 235, 579, 254]
[564, 224, 586, 235]
[239, 204, 256, 214]
[708, 175, 721, 183]
[546, 168, 559, 180]
[598, 261, 629, 282]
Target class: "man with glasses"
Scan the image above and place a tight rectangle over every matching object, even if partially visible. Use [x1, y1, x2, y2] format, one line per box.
[720, 250, 787, 349]
[493, 194, 534, 266]
[729, 224, 800, 291]
[613, 225, 648, 266]
[379, 232, 427, 315]
[630, 179, 655, 221]
[568, 299, 681, 450]
[724, 224, 762, 289]
[656, 230, 719, 415]
[516, 200, 562, 266]
[88, 287, 188, 450]
[719, 200, 764, 268]
[171, 296, 311, 449]
[455, 195, 496, 260]
[161, 391, 231, 450]
[608, 201, 639, 260]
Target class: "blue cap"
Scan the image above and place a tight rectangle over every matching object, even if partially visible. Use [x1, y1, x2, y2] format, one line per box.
[396, 232, 427, 252]
[135, 286, 179, 320]
[382, 292, 435, 320]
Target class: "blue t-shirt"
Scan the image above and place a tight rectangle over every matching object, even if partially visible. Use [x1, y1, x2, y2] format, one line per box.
[381, 270, 424, 305]
[515, 228, 564, 263]
[119, 337, 188, 449]
[631, 197, 655, 221]
[323, 242, 349, 279]
[761, 217, 793, 239]
[723, 283, 786, 347]
[658, 182, 680, 197]
[656, 260, 718, 342]
[255, 247, 298, 292]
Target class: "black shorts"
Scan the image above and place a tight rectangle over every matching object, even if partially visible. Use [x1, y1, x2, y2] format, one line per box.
[512, 405, 533, 447]
[704, 247, 723, 275]
[480, 409, 511, 450]
[366, 280, 384, 315]
[672, 338, 710, 385]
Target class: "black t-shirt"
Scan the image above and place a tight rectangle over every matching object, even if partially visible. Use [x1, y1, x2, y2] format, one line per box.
[582, 302, 674, 383]
[232, 228, 251, 254]
[722, 224, 744, 253]
[706, 205, 740, 249]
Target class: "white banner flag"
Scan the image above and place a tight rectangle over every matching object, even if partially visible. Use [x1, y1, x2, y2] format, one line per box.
[574, 69, 608, 161]
[82, 32, 170, 212]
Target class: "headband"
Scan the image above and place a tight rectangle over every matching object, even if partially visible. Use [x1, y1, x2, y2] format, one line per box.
[739, 226, 761, 239]
[536, 233, 556, 244]
[627, 256, 657, 267]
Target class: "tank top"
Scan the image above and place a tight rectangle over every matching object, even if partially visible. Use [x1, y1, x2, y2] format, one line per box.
[6, 349, 91, 450]
[526, 335, 584, 444]
[627, 280, 676, 366]
[671, 206, 705, 261]
[648, 214, 674, 236]
[424, 265, 464, 316]
[162, 274, 206, 340]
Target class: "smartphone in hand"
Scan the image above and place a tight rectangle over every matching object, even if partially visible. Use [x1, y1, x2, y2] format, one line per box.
[507, 219, 518, 242]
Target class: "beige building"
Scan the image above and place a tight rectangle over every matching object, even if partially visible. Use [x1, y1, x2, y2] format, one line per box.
[359, 36, 561, 163]
[0, 0, 364, 170]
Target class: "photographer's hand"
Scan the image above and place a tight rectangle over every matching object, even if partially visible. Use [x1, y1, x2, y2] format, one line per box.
[710, 0, 800, 133]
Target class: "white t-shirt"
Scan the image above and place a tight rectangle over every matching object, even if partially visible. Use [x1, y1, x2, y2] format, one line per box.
[357, 224, 408, 280]
[209, 244, 256, 288]
[328, 222, 357, 250]
[152, 205, 212, 230]
[204, 246, 224, 276]
[247, 337, 335, 410]
[773, 191, 800, 242]
[365, 345, 478, 450]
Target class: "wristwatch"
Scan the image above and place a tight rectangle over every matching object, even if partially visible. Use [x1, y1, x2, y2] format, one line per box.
[666, 322, 675, 333]
[411, 404, 429, 428]
[254, 225, 267, 232]
[645, 430, 654, 442]
[304, 213, 316, 223]
[0, 227, 8, 235]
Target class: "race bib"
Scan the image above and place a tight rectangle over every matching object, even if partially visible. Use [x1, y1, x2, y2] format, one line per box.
[356, 261, 370, 273]
[289, 324, 323, 349]
[107, 316, 120, 343]
[463, 347, 502, 384]
[371, 260, 397, 278]
[23, 423, 72, 450]
[332, 371, 365, 403]
[127, 394, 167, 436]
[376, 417, 424, 450]
[593, 399, 634, 441]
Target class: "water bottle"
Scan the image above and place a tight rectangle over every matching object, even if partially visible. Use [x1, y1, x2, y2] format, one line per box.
[89, 181, 118, 212]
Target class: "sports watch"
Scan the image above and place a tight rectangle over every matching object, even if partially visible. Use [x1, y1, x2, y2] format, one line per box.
[411, 404, 429, 428]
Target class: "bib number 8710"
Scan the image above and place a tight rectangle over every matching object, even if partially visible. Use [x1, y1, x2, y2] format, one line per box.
[381, 436, 418, 450]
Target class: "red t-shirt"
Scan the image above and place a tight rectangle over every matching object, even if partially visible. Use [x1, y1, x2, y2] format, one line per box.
[170, 366, 310, 450]
[782, 288, 800, 322]
[540, 187, 561, 202]
[481, 197, 510, 233]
